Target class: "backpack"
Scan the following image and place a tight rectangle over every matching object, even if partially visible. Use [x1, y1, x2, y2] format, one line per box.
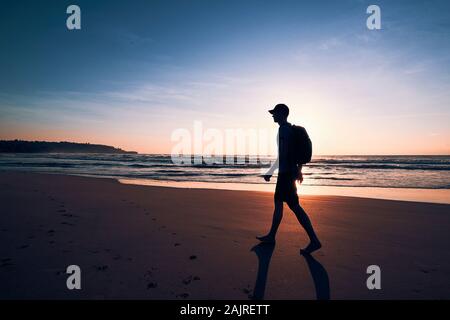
[291, 125, 312, 165]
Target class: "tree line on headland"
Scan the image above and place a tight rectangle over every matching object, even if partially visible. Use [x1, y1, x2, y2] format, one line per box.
[0, 140, 137, 154]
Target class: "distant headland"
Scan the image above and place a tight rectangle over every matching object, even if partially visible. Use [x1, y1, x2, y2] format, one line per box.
[0, 140, 138, 154]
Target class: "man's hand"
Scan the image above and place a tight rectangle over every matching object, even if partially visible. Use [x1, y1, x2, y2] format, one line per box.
[263, 175, 271, 182]
[296, 167, 304, 184]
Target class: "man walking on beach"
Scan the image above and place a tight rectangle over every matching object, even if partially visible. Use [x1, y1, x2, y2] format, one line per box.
[257, 104, 322, 254]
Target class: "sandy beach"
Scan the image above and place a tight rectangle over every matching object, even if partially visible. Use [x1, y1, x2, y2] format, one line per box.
[0, 171, 449, 299]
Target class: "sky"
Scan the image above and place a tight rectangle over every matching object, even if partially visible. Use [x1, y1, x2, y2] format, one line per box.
[0, 0, 449, 155]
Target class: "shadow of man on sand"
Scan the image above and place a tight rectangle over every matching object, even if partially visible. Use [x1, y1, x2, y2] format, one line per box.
[250, 243, 330, 300]
[301, 253, 330, 300]
[250, 243, 276, 300]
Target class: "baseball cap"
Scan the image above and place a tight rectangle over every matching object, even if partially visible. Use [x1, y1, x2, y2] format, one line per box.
[268, 104, 289, 116]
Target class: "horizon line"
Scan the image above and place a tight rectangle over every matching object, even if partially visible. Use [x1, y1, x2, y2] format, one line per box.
[1, 139, 448, 157]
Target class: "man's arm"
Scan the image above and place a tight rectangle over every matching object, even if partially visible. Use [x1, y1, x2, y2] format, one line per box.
[263, 157, 279, 181]
[296, 164, 303, 183]
[263, 130, 279, 182]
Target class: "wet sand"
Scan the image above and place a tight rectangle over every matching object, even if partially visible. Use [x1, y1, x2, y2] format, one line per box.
[0, 171, 449, 299]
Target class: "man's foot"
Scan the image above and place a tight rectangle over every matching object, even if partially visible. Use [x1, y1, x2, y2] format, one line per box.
[300, 240, 322, 255]
[256, 234, 276, 244]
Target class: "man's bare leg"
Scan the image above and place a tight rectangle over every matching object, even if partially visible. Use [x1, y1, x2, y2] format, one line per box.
[257, 200, 283, 243]
[288, 202, 322, 254]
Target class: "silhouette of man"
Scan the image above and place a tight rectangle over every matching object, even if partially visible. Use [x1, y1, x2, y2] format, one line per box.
[257, 103, 322, 254]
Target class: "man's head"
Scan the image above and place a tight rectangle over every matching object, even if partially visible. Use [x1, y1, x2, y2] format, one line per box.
[269, 104, 289, 124]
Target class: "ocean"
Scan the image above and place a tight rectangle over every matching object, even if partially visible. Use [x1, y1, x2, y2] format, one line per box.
[0, 154, 449, 190]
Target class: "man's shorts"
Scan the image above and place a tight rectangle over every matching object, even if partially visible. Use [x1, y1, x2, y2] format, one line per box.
[274, 172, 299, 205]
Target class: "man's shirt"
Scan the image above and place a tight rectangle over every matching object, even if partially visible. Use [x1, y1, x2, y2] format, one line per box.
[266, 122, 298, 176]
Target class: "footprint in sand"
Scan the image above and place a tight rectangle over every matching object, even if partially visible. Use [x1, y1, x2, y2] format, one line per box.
[182, 276, 201, 285]
[145, 270, 153, 277]
[242, 286, 253, 298]
[0, 258, 13, 268]
[147, 282, 157, 289]
[95, 265, 108, 271]
[0, 262, 13, 268]
[144, 270, 158, 289]
[18, 244, 29, 249]
[416, 262, 437, 274]
[174, 243, 181, 247]
[182, 277, 192, 285]
[61, 213, 75, 218]
[189, 255, 197, 260]
[176, 293, 189, 299]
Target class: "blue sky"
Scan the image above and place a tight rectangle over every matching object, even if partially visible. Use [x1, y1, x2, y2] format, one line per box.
[1, 0, 449, 154]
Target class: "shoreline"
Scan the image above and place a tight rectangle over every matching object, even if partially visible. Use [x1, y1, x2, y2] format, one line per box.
[1, 152, 449, 205]
[2, 169, 448, 204]
[119, 177, 450, 205]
